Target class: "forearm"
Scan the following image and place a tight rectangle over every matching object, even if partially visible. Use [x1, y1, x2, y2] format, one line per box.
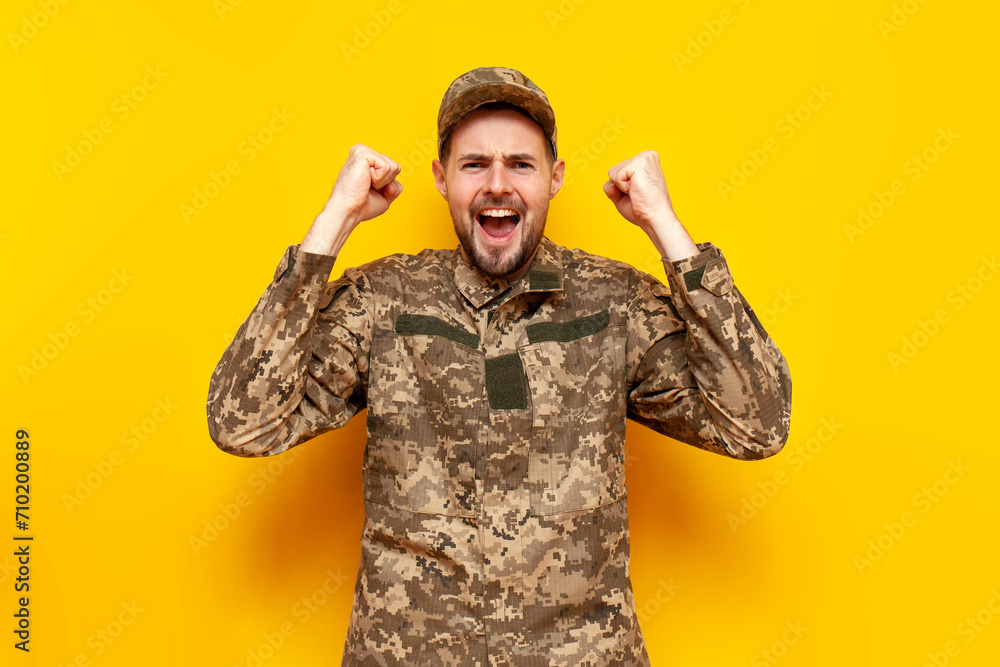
[645, 213, 700, 263]
[206, 245, 353, 457]
[662, 245, 791, 458]
[300, 204, 355, 257]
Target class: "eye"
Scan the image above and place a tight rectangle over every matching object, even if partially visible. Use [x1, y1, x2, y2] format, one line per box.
[461, 162, 483, 170]
[514, 162, 533, 170]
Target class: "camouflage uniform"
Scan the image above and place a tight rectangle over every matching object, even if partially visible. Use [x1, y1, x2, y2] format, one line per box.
[207, 235, 792, 665]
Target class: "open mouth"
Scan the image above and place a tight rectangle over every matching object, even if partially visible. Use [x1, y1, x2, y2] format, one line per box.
[475, 208, 521, 241]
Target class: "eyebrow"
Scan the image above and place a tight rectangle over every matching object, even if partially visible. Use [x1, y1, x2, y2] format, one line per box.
[457, 152, 538, 163]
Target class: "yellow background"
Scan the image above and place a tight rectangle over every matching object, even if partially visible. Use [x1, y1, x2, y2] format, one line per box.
[3, 0, 998, 664]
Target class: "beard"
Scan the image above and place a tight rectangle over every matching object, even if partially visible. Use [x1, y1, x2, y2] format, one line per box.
[451, 195, 547, 279]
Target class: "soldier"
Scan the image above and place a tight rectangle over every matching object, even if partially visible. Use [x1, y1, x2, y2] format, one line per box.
[207, 66, 792, 665]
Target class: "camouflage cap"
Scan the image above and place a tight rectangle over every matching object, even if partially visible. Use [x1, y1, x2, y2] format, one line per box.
[437, 66, 557, 160]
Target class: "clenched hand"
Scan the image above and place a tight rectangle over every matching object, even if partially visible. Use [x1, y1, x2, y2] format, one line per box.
[302, 144, 403, 256]
[603, 150, 699, 262]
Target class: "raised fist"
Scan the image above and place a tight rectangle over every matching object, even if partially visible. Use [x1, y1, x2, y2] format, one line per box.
[325, 143, 403, 226]
[303, 144, 404, 256]
[602, 150, 676, 231]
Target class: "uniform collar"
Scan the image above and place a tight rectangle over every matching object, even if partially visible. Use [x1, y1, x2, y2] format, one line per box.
[453, 235, 564, 309]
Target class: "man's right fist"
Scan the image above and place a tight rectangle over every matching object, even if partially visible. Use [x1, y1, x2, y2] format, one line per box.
[302, 144, 403, 257]
[326, 144, 403, 225]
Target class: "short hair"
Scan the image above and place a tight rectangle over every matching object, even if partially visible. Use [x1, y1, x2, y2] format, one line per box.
[440, 102, 556, 168]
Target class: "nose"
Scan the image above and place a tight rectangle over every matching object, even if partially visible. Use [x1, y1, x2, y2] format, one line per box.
[483, 160, 513, 197]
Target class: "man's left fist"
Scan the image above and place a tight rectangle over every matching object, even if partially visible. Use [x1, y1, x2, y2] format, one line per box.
[603, 150, 678, 230]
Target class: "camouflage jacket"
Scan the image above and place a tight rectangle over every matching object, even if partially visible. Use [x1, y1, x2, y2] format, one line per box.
[207, 235, 792, 666]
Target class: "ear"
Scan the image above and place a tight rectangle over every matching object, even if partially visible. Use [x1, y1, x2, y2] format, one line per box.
[548, 157, 566, 199]
[432, 159, 448, 199]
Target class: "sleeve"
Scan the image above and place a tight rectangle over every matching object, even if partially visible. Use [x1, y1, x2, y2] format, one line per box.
[625, 242, 792, 460]
[205, 243, 373, 457]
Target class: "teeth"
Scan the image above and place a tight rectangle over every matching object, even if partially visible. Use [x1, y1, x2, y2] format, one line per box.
[479, 209, 518, 217]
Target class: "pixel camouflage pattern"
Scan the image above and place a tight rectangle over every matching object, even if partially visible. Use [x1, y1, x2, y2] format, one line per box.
[206, 235, 791, 665]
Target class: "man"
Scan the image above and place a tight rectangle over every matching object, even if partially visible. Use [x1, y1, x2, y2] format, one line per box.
[207, 66, 791, 665]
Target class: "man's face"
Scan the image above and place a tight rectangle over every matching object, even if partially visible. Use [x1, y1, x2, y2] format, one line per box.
[433, 107, 565, 281]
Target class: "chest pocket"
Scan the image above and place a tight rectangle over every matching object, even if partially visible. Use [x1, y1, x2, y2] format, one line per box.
[365, 314, 484, 518]
[518, 309, 628, 516]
